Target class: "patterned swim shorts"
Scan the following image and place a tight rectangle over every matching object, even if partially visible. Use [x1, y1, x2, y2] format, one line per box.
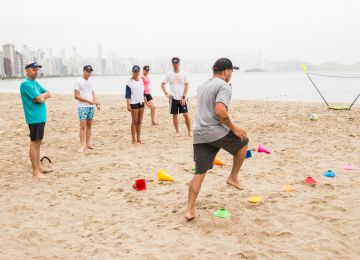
[78, 107, 95, 121]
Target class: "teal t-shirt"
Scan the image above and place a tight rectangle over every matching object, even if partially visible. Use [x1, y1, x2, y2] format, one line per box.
[20, 78, 47, 124]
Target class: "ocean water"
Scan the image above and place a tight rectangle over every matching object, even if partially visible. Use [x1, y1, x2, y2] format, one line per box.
[1, 72, 359, 104]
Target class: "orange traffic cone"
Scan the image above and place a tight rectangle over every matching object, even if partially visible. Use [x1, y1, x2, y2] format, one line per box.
[213, 156, 225, 166]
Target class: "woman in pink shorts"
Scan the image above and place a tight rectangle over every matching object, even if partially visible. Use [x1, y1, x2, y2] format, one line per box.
[141, 65, 158, 125]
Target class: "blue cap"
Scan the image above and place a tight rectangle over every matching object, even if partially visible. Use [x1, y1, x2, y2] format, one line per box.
[132, 65, 140, 73]
[25, 62, 42, 69]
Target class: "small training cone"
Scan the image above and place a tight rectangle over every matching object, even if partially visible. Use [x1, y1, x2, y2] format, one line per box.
[246, 150, 252, 158]
[157, 169, 175, 181]
[257, 144, 271, 154]
[343, 164, 355, 170]
[304, 177, 316, 186]
[248, 196, 263, 204]
[213, 156, 225, 166]
[282, 185, 295, 192]
[323, 170, 336, 178]
[132, 179, 146, 191]
[213, 208, 231, 218]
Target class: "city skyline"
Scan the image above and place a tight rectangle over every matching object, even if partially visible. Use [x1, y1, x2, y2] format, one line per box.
[1, 41, 360, 79]
[0, 42, 270, 78]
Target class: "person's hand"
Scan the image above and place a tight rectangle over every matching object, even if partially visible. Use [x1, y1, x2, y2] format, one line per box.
[233, 126, 247, 141]
[96, 103, 101, 110]
[180, 97, 186, 106]
[166, 93, 173, 99]
[127, 104, 132, 112]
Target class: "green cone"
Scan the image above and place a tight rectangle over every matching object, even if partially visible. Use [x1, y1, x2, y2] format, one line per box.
[213, 208, 231, 218]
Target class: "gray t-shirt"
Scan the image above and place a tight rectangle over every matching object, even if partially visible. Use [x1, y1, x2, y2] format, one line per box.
[193, 77, 232, 144]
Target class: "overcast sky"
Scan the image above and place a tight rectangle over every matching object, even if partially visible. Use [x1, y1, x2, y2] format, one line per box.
[1, 0, 359, 63]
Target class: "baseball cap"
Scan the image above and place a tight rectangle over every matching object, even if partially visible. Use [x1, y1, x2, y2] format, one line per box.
[83, 65, 93, 71]
[171, 57, 180, 64]
[143, 65, 150, 71]
[132, 65, 140, 73]
[212, 58, 239, 72]
[25, 62, 42, 69]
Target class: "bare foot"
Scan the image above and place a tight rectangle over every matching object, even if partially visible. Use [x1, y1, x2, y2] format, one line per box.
[32, 172, 47, 179]
[137, 141, 144, 144]
[175, 132, 181, 137]
[152, 122, 159, 126]
[78, 147, 86, 153]
[188, 132, 193, 137]
[226, 179, 244, 190]
[86, 144, 94, 149]
[132, 141, 139, 145]
[185, 209, 196, 221]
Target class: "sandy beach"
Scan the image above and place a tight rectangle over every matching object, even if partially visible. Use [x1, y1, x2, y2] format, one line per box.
[0, 93, 359, 259]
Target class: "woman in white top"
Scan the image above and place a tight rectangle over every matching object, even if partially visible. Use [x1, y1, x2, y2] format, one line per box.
[125, 65, 145, 144]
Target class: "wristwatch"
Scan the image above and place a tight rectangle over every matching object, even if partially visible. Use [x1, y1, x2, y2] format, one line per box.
[182, 96, 185, 99]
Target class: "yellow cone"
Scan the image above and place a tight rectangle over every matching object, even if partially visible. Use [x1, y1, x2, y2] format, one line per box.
[248, 196, 263, 204]
[213, 156, 225, 166]
[158, 169, 175, 181]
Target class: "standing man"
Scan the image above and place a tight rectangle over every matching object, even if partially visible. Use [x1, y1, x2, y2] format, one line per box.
[185, 58, 249, 221]
[161, 57, 192, 136]
[20, 62, 52, 179]
[74, 65, 100, 153]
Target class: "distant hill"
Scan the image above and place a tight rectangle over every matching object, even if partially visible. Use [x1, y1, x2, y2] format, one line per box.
[244, 68, 266, 72]
[269, 59, 360, 72]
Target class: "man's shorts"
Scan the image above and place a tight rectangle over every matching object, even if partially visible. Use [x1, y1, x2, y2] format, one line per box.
[193, 131, 249, 174]
[78, 107, 95, 121]
[28, 122, 45, 141]
[145, 94, 153, 102]
[130, 102, 145, 109]
[169, 98, 188, 114]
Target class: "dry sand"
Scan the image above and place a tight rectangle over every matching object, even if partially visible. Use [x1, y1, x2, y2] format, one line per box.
[0, 93, 360, 259]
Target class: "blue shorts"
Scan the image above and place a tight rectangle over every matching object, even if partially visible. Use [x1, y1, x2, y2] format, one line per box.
[78, 107, 95, 121]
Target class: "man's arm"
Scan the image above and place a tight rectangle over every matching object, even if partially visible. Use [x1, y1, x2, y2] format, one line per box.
[33, 92, 51, 103]
[161, 82, 171, 98]
[74, 90, 95, 105]
[92, 91, 100, 110]
[181, 82, 189, 105]
[215, 102, 247, 140]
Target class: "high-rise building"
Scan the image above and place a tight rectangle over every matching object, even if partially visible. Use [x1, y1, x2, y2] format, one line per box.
[0, 51, 5, 77]
[3, 43, 16, 77]
[97, 45, 103, 74]
[22, 45, 34, 65]
[15, 51, 23, 77]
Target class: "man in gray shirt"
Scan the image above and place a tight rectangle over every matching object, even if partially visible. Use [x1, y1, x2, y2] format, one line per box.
[185, 58, 249, 221]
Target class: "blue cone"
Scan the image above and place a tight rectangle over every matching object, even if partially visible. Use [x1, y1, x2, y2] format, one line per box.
[323, 170, 336, 178]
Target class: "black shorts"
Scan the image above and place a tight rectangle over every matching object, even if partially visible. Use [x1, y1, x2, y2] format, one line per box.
[193, 131, 249, 174]
[130, 102, 145, 109]
[169, 98, 188, 114]
[28, 122, 45, 141]
[145, 94, 153, 102]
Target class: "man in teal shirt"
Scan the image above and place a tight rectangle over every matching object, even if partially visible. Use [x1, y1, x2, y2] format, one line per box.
[20, 62, 52, 179]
